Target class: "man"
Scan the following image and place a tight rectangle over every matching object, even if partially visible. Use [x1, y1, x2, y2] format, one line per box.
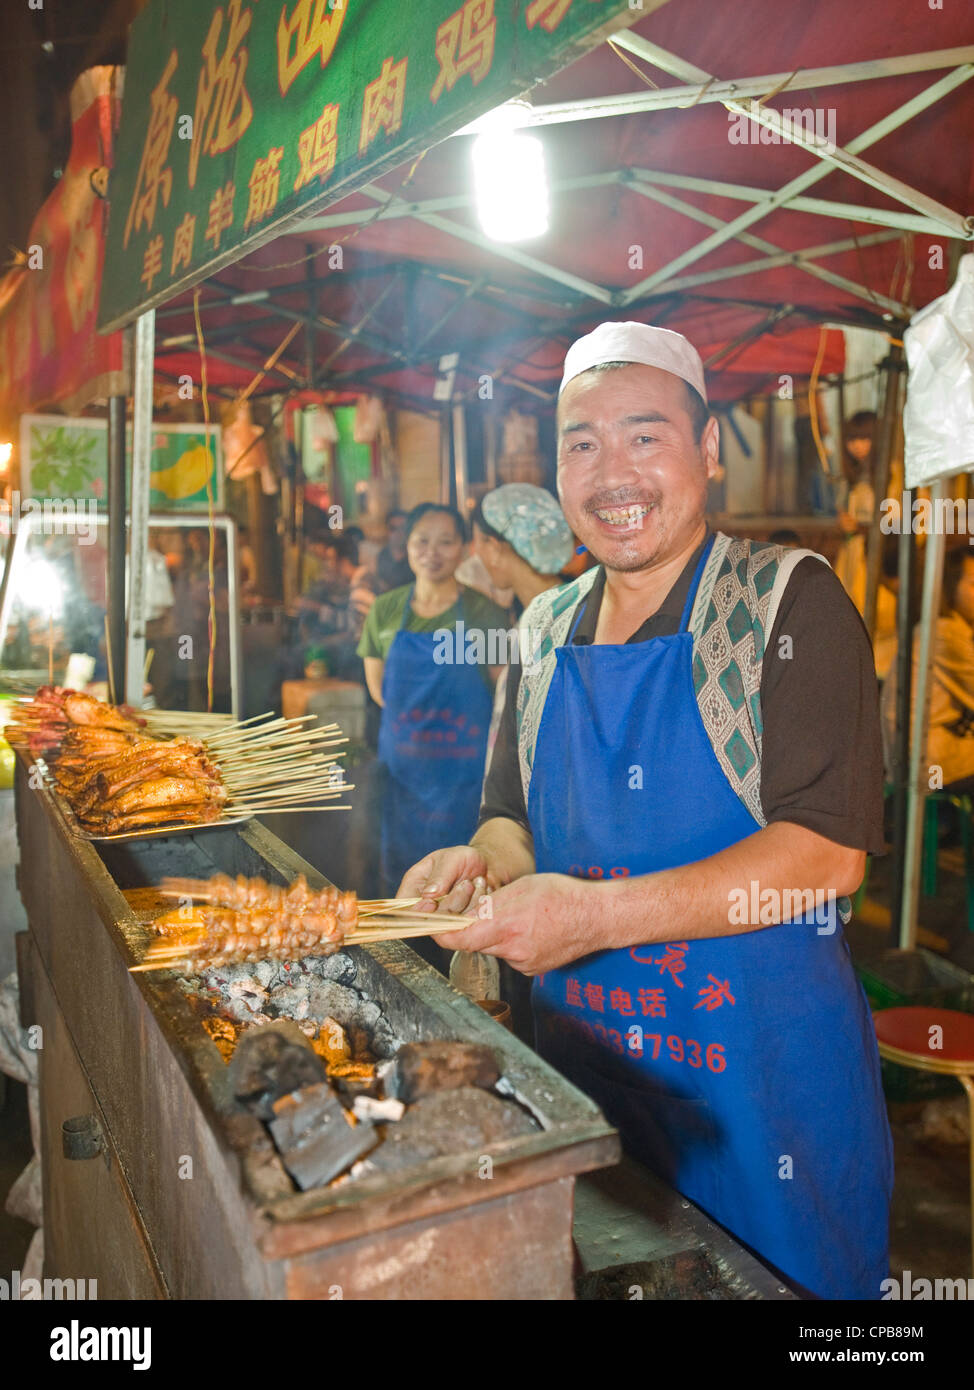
[883, 545, 974, 792]
[400, 321, 893, 1300]
[375, 509, 413, 592]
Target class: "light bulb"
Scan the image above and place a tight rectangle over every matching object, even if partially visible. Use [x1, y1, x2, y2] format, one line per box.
[473, 130, 549, 243]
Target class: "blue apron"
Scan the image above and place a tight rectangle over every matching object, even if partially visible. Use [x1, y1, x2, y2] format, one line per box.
[378, 587, 493, 895]
[529, 540, 893, 1299]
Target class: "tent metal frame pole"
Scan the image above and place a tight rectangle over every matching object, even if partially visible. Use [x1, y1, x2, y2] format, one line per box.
[899, 480, 947, 951]
[357, 184, 615, 305]
[629, 167, 963, 240]
[616, 53, 974, 301]
[301, 165, 964, 244]
[297, 172, 620, 232]
[712, 106, 971, 238]
[106, 392, 127, 704]
[650, 230, 903, 299]
[455, 45, 974, 129]
[627, 179, 908, 314]
[890, 492, 916, 935]
[125, 309, 154, 708]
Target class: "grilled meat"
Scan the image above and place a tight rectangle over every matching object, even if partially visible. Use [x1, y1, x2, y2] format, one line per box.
[143, 900, 347, 971]
[97, 775, 227, 816]
[62, 692, 143, 732]
[159, 873, 358, 927]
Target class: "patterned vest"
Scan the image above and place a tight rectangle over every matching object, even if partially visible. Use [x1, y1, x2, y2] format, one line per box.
[515, 532, 851, 924]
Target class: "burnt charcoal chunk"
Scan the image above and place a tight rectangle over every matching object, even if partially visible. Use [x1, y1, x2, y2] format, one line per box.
[310, 952, 358, 986]
[270, 1082, 377, 1189]
[392, 1042, 500, 1103]
[364, 1086, 536, 1173]
[227, 1021, 327, 1120]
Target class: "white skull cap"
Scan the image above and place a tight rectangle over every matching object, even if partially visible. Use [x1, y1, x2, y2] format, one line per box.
[560, 320, 708, 404]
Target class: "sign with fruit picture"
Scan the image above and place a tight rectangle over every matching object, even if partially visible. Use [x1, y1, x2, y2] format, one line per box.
[19, 415, 223, 511]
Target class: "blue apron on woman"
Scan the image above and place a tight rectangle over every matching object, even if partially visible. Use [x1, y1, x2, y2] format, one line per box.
[378, 588, 493, 895]
[529, 539, 893, 1300]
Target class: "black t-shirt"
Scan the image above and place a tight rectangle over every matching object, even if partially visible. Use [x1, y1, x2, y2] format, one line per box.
[480, 535, 886, 855]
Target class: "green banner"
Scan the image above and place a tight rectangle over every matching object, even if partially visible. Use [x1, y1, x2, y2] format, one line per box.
[98, 0, 652, 331]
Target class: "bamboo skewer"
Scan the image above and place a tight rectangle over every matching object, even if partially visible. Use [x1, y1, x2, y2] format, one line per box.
[226, 781, 352, 800]
[226, 781, 352, 801]
[215, 731, 349, 758]
[201, 716, 318, 750]
[221, 753, 343, 775]
[129, 915, 470, 971]
[227, 805, 351, 815]
[217, 744, 348, 773]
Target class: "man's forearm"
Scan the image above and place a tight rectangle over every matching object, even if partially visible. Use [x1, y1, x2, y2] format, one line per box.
[594, 821, 865, 951]
[470, 815, 536, 887]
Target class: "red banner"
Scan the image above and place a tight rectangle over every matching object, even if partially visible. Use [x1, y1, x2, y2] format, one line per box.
[0, 67, 128, 418]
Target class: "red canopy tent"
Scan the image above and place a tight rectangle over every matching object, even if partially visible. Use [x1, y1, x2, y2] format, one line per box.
[142, 0, 974, 411]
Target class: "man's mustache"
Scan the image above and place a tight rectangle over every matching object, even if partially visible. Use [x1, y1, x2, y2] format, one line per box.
[584, 489, 662, 513]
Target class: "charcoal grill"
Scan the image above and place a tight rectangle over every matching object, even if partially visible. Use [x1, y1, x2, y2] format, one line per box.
[14, 758, 619, 1299]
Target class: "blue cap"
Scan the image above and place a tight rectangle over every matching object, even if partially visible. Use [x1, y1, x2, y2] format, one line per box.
[480, 484, 575, 575]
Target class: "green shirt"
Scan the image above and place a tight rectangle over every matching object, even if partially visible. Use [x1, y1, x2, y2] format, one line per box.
[357, 584, 510, 685]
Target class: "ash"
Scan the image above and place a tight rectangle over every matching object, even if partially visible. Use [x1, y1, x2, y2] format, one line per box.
[178, 951, 401, 1059]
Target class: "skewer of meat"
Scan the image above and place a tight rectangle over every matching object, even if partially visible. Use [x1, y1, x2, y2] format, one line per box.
[134, 902, 346, 971]
[157, 872, 358, 923]
[130, 896, 471, 973]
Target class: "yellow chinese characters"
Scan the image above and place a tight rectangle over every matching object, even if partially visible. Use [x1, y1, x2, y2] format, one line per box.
[244, 148, 284, 230]
[525, 0, 573, 32]
[171, 212, 197, 274]
[294, 105, 340, 192]
[141, 234, 164, 291]
[431, 0, 495, 103]
[204, 182, 236, 250]
[124, 50, 179, 249]
[189, 0, 254, 189]
[360, 56, 408, 154]
[277, 0, 348, 97]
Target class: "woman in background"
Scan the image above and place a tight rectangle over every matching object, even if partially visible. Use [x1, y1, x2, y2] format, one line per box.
[357, 504, 509, 931]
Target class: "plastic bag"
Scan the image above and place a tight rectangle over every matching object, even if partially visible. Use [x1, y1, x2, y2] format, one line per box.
[903, 252, 974, 488]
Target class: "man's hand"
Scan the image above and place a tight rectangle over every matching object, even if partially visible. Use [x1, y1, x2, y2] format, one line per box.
[397, 845, 495, 914]
[396, 817, 537, 913]
[432, 873, 602, 976]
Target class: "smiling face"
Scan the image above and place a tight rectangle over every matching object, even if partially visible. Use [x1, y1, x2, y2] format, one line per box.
[556, 364, 719, 573]
[406, 510, 464, 583]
